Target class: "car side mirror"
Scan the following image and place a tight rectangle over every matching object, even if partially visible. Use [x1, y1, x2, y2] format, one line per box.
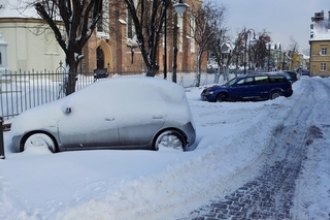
[65, 107, 71, 114]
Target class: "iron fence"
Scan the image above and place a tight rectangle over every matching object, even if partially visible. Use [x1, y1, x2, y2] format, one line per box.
[1, 68, 229, 120]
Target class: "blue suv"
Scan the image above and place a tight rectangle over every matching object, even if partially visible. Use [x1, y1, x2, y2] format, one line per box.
[201, 74, 293, 102]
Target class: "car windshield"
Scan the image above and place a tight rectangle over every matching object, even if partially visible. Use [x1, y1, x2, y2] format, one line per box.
[223, 77, 238, 86]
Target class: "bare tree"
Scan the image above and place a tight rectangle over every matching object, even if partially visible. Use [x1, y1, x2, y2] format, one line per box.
[288, 37, 299, 68]
[30, 0, 103, 95]
[189, 1, 226, 87]
[122, 0, 174, 77]
[250, 31, 270, 70]
[207, 28, 228, 66]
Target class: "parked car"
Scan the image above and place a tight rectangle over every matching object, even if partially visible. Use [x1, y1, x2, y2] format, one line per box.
[201, 74, 293, 102]
[282, 71, 298, 83]
[11, 77, 196, 153]
[301, 70, 310, 76]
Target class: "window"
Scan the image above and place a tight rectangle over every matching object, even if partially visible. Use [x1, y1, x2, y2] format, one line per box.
[254, 76, 269, 84]
[321, 48, 327, 55]
[321, 63, 327, 71]
[237, 77, 254, 86]
[97, 12, 103, 32]
[127, 10, 133, 39]
[178, 15, 184, 51]
[269, 75, 285, 83]
[190, 14, 195, 52]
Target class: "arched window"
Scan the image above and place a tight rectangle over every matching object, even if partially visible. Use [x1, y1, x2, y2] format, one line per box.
[96, 47, 104, 69]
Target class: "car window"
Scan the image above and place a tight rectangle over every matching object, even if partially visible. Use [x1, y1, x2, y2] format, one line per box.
[254, 76, 269, 85]
[269, 75, 286, 83]
[224, 77, 237, 86]
[236, 77, 254, 86]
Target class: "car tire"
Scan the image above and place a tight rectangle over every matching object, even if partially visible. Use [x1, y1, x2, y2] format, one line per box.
[154, 130, 186, 152]
[23, 133, 56, 153]
[216, 93, 227, 102]
[269, 91, 281, 100]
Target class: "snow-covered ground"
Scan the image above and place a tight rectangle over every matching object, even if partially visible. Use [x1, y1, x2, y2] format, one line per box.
[0, 76, 330, 220]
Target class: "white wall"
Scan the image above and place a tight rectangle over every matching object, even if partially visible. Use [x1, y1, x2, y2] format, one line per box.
[0, 20, 65, 72]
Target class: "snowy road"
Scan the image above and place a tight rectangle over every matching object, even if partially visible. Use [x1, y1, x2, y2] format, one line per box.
[180, 78, 330, 220]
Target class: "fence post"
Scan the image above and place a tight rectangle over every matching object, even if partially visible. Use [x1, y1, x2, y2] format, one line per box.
[0, 117, 5, 159]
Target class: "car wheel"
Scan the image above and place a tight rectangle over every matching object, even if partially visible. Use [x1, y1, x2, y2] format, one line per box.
[154, 130, 185, 152]
[216, 93, 227, 102]
[23, 133, 56, 153]
[269, 91, 281, 100]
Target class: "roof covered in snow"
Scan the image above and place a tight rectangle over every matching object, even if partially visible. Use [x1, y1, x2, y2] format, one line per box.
[310, 16, 330, 42]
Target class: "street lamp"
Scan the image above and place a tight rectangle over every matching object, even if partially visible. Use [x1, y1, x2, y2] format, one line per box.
[268, 43, 271, 72]
[243, 28, 256, 74]
[163, 0, 189, 79]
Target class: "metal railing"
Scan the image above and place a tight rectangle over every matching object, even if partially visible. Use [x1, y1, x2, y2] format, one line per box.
[1, 69, 230, 120]
[0, 117, 4, 159]
[0, 69, 95, 120]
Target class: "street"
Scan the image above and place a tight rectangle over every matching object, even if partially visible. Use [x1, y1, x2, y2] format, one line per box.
[180, 78, 330, 220]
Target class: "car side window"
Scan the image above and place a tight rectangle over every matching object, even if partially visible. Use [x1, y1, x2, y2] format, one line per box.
[236, 77, 254, 86]
[269, 76, 285, 83]
[254, 76, 269, 85]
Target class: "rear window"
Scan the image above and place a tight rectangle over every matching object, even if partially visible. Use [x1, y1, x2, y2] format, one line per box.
[254, 76, 269, 84]
[269, 75, 287, 83]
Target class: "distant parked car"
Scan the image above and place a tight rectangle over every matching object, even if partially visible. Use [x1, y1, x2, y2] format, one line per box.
[301, 70, 310, 76]
[283, 71, 298, 83]
[201, 74, 293, 102]
[11, 77, 196, 153]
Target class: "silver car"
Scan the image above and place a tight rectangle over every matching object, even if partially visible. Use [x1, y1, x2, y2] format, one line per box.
[11, 77, 196, 153]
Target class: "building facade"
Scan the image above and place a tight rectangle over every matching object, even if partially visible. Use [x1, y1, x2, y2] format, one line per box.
[0, 0, 203, 74]
[309, 10, 330, 77]
[0, 0, 65, 72]
[80, 0, 204, 74]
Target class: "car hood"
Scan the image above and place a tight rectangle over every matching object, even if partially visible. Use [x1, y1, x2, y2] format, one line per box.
[206, 85, 228, 91]
[10, 98, 68, 137]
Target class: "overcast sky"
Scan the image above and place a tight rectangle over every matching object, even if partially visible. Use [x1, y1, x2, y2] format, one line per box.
[209, 0, 329, 53]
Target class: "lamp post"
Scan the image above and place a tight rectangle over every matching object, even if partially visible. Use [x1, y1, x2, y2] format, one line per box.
[243, 28, 256, 74]
[268, 43, 271, 72]
[163, 0, 189, 80]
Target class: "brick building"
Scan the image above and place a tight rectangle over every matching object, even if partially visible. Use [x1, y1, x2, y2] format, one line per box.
[80, 0, 204, 74]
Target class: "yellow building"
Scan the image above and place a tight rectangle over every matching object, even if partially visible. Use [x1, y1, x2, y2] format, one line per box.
[309, 10, 330, 77]
[309, 40, 330, 76]
[289, 53, 301, 71]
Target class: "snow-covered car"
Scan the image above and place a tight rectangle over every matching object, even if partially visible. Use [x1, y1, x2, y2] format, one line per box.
[11, 77, 196, 153]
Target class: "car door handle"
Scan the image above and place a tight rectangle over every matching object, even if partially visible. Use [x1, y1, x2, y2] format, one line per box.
[105, 118, 115, 121]
[152, 115, 163, 119]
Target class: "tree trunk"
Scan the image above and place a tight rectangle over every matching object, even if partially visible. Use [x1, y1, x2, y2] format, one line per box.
[145, 67, 159, 77]
[65, 55, 80, 96]
[195, 49, 203, 87]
